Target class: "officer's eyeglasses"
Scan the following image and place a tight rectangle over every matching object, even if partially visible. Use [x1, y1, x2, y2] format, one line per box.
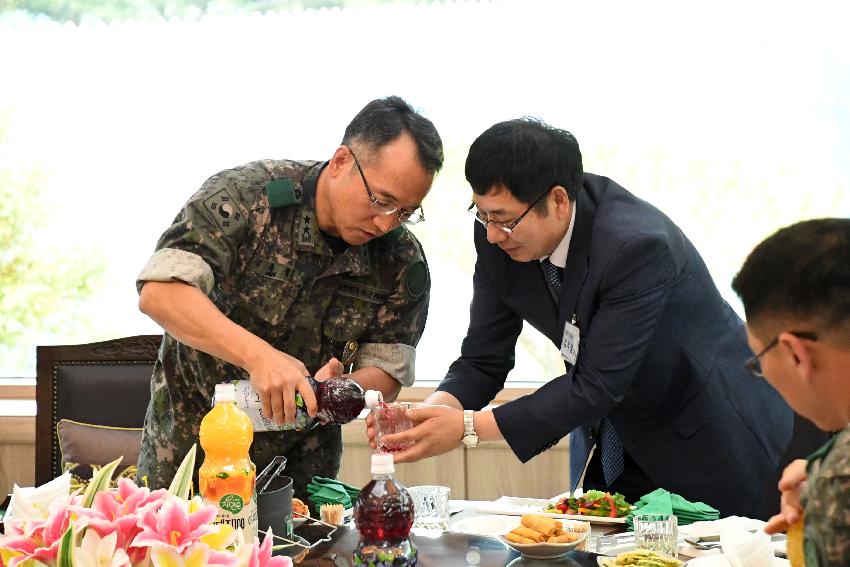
[467, 187, 551, 234]
[745, 330, 818, 377]
[348, 147, 425, 225]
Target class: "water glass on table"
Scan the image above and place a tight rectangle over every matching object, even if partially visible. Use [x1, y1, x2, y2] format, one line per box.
[408, 485, 451, 534]
[373, 401, 421, 453]
[633, 513, 679, 559]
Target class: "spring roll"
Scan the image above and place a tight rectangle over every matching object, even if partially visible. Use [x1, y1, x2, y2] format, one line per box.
[547, 533, 579, 543]
[510, 526, 545, 543]
[520, 514, 559, 537]
[504, 532, 536, 545]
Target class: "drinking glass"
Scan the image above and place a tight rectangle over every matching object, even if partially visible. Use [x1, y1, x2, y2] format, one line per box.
[373, 401, 420, 453]
[408, 485, 451, 534]
[633, 513, 678, 558]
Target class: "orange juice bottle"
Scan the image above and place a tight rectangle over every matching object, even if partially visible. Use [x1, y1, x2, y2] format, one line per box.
[199, 382, 258, 541]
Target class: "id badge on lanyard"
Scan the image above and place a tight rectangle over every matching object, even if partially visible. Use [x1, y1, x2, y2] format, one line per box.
[560, 313, 580, 366]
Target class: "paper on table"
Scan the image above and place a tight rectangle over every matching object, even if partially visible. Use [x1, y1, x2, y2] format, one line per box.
[679, 516, 766, 540]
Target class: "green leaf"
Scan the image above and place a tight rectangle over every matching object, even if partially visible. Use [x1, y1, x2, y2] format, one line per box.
[168, 443, 197, 500]
[216, 472, 229, 479]
[56, 525, 75, 567]
[82, 456, 122, 507]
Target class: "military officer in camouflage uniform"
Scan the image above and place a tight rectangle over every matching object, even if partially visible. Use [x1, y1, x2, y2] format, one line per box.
[135, 96, 443, 504]
[733, 218, 850, 566]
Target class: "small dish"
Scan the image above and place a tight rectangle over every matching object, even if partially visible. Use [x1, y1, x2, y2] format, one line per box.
[500, 519, 589, 559]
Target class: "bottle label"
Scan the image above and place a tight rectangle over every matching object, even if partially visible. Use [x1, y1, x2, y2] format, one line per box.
[232, 380, 314, 431]
[206, 491, 258, 541]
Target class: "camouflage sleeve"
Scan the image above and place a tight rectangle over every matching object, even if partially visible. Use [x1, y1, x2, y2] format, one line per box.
[355, 344, 417, 387]
[357, 246, 430, 387]
[136, 248, 215, 294]
[136, 168, 256, 294]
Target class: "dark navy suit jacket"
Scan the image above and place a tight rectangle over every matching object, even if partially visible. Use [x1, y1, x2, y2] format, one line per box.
[437, 173, 792, 517]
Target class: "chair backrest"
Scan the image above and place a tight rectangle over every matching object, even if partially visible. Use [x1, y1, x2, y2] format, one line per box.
[35, 335, 161, 486]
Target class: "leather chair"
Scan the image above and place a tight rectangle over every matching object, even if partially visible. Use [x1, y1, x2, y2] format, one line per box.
[34, 335, 161, 486]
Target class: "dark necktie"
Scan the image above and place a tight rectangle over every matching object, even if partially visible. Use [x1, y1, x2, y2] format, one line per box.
[542, 258, 563, 298]
[599, 420, 625, 486]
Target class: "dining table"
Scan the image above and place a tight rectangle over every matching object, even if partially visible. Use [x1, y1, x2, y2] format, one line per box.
[292, 504, 613, 567]
[295, 523, 603, 567]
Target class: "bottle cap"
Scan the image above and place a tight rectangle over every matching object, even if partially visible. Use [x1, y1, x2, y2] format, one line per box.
[214, 382, 236, 403]
[364, 390, 383, 409]
[370, 452, 395, 474]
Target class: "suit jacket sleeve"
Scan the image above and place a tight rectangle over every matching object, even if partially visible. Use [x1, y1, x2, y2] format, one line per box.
[436, 253, 524, 410]
[493, 233, 678, 462]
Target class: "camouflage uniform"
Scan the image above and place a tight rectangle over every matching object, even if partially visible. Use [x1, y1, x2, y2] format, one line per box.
[802, 427, 850, 566]
[135, 159, 429, 506]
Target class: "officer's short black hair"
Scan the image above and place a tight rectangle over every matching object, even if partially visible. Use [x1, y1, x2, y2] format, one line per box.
[342, 96, 443, 175]
[465, 117, 583, 212]
[733, 218, 850, 335]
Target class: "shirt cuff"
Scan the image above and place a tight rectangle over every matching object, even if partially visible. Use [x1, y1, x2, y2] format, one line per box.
[355, 343, 417, 387]
[136, 248, 215, 295]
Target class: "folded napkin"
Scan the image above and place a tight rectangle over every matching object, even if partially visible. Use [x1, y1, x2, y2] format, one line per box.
[307, 476, 360, 510]
[721, 527, 774, 567]
[627, 488, 719, 529]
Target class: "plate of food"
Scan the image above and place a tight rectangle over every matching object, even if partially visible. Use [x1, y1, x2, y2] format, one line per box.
[499, 514, 590, 559]
[597, 548, 683, 566]
[476, 490, 630, 524]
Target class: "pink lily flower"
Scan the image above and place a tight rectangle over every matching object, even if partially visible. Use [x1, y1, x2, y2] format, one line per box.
[132, 497, 217, 554]
[236, 530, 292, 567]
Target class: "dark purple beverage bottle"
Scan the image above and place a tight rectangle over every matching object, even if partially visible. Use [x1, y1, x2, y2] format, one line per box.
[315, 376, 382, 424]
[353, 454, 417, 566]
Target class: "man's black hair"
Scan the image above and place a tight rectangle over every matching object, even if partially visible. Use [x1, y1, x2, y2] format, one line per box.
[732, 218, 850, 330]
[465, 117, 583, 211]
[342, 96, 443, 175]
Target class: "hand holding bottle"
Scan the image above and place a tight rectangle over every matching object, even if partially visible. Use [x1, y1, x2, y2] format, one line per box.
[243, 343, 316, 426]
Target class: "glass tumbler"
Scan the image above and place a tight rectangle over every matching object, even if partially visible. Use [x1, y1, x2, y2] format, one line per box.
[408, 485, 451, 533]
[373, 401, 420, 453]
[633, 513, 678, 559]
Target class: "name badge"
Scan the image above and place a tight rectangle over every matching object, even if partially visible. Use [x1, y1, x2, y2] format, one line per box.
[560, 319, 580, 365]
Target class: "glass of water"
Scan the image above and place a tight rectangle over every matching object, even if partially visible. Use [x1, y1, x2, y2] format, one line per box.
[633, 513, 678, 558]
[408, 485, 451, 534]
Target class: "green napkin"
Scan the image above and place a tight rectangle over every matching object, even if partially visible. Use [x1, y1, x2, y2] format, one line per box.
[626, 488, 719, 530]
[307, 476, 361, 510]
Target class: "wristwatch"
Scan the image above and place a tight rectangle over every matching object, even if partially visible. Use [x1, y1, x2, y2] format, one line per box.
[461, 409, 479, 447]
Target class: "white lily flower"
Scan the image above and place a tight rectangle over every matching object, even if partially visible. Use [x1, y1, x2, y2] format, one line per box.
[5, 472, 72, 521]
[73, 530, 131, 567]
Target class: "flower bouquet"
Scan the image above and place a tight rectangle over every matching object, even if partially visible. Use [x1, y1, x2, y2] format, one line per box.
[0, 445, 293, 567]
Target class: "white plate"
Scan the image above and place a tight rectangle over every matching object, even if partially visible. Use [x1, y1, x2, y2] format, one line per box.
[450, 514, 520, 536]
[475, 496, 627, 524]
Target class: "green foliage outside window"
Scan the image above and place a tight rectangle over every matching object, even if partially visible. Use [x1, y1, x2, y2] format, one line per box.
[0, 112, 104, 373]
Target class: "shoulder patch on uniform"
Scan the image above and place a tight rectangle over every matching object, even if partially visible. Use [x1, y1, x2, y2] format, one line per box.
[266, 178, 302, 208]
[404, 261, 428, 300]
[203, 188, 246, 237]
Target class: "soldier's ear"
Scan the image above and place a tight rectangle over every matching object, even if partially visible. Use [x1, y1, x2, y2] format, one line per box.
[327, 146, 350, 177]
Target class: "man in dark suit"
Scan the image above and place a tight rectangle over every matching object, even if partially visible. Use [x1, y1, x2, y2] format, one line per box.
[375, 117, 792, 517]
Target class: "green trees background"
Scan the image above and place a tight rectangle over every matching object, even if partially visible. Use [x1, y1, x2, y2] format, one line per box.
[0, 113, 103, 373]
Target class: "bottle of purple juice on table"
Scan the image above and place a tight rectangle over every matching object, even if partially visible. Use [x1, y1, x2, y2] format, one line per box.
[353, 453, 417, 566]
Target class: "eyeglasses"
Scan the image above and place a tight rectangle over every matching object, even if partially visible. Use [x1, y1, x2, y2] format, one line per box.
[348, 147, 425, 225]
[467, 187, 552, 234]
[745, 330, 819, 377]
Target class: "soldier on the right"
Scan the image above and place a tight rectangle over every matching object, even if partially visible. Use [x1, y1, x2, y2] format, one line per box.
[733, 218, 850, 567]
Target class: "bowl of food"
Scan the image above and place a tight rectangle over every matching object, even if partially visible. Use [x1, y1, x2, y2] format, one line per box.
[499, 514, 590, 559]
[291, 497, 310, 527]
